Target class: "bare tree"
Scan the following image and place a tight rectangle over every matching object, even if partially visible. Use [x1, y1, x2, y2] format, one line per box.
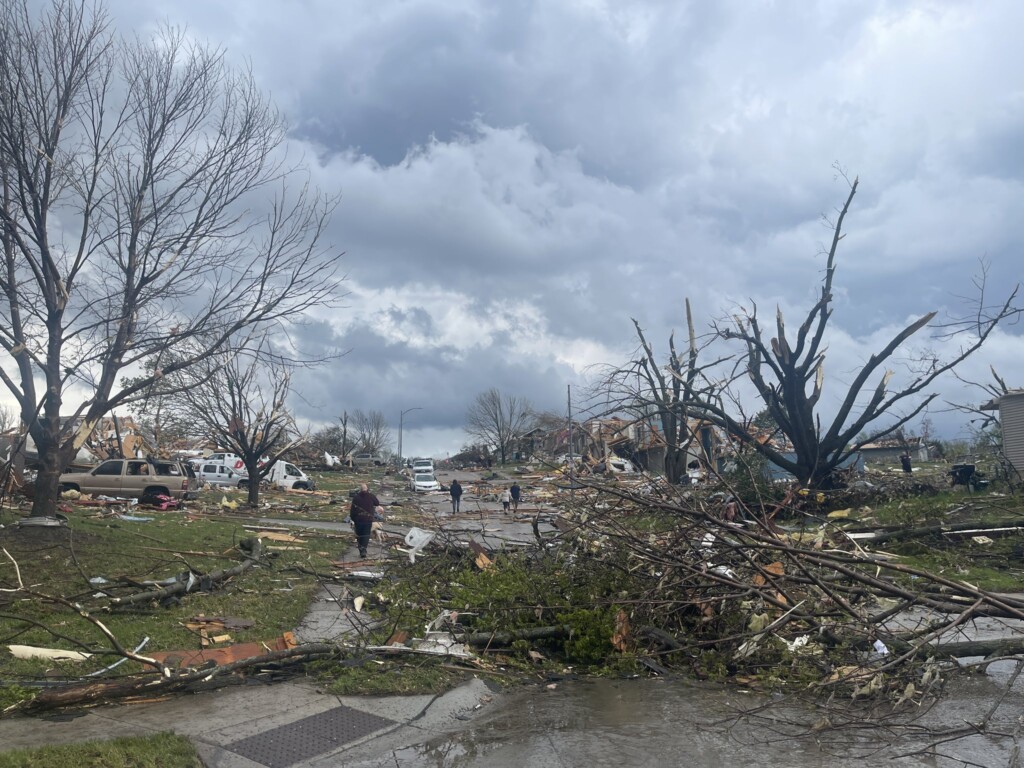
[351, 410, 391, 455]
[165, 341, 305, 506]
[465, 388, 534, 465]
[0, 1, 343, 517]
[597, 301, 726, 483]
[309, 412, 353, 461]
[0, 402, 15, 435]
[691, 177, 1019, 487]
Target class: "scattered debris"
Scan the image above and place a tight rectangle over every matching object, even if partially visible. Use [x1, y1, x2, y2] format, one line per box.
[8, 645, 92, 662]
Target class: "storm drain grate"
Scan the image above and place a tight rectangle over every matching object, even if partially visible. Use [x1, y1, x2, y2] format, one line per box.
[225, 704, 395, 767]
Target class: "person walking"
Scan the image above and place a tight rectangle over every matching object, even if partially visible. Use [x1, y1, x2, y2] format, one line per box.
[500, 487, 511, 513]
[510, 482, 521, 513]
[900, 453, 913, 475]
[450, 478, 463, 513]
[350, 483, 380, 559]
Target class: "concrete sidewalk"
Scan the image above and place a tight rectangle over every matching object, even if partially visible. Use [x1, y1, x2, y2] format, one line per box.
[0, 674, 497, 767]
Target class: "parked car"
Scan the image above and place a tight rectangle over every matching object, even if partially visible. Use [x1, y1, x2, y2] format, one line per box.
[411, 458, 434, 474]
[351, 453, 385, 467]
[59, 459, 200, 500]
[409, 472, 440, 492]
[191, 461, 248, 488]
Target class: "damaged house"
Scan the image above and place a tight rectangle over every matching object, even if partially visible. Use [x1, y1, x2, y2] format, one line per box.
[859, 436, 929, 466]
[582, 416, 718, 475]
[8, 414, 154, 469]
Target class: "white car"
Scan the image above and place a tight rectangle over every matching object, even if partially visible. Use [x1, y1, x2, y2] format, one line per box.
[410, 472, 440, 492]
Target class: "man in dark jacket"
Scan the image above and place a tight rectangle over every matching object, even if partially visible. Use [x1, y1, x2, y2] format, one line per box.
[449, 478, 463, 513]
[509, 482, 521, 513]
[350, 483, 380, 559]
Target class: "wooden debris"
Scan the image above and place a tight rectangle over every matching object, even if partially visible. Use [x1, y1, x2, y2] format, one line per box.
[468, 540, 493, 570]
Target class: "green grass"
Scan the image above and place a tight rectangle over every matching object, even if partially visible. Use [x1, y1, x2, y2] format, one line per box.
[885, 535, 1024, 592]
[312, 657, 468, 696]
[0, 732, 200, 767]
[0, 504, 342, 692]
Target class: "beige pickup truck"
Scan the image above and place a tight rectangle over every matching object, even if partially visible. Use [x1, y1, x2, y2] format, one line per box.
[59, 458, 200, 500]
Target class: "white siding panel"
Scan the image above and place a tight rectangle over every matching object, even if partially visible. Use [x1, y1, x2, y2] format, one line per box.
[999, 393, 1024, 472]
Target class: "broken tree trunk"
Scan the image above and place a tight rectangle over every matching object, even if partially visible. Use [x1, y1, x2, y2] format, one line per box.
[457, 625, 569, 646]
[855, 518, 1024, 545]
[108, 538, 263, 608]
[19, 641, 338, 714]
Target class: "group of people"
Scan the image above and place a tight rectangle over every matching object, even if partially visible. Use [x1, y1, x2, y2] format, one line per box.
[350, 477, 527, 560]
[447, 479, 521, 513]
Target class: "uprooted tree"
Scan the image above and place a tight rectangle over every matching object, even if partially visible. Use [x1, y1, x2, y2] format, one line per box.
[0, 0, 343, 518]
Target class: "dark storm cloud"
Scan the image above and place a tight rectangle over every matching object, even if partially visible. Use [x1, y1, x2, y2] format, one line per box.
[31, 0, 1024, 454]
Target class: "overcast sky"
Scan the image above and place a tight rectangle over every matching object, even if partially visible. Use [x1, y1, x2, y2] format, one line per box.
[92, 0, 1024, 458]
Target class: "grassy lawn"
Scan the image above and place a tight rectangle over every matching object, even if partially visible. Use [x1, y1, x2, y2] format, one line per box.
[840, 485, 1024, 591]
[0, 501, 345, 701]
[0, 732, 200, 768]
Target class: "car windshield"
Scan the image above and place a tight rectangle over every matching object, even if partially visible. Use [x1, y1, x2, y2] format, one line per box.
[414, 473, 434, 482]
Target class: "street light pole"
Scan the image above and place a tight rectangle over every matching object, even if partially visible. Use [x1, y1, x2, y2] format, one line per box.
[398, 407, 423, 467]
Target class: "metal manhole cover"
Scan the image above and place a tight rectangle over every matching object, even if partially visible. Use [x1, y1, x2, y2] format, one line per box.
[226, 704, 395, 767]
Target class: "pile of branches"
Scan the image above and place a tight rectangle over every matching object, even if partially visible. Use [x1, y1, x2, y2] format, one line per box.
[569, 484, 1024, 673]
[367, 479, 1012, 760]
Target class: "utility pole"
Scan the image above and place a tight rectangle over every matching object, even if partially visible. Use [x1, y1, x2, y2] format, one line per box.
[398, 407, 423, 467]
[567, 384, 574, 500]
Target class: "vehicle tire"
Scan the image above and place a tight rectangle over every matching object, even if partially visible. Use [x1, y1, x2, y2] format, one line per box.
[59, 483, 79, 494]
[293, 482, 309, 490]
[238, 479, 249, 489]
[143, 486, 170, 498]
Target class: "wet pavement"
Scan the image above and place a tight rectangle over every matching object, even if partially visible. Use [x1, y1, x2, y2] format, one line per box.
[368, 674, 1023, 768]
[3, 666, 1019, 767]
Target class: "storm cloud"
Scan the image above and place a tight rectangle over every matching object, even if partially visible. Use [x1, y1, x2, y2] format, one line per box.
[71, 0, 1024, 456]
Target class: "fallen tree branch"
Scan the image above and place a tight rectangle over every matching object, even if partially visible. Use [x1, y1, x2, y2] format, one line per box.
[107, 538, 263, 608]
[18, 640, 338, 714]
[457, 625, 570, 646]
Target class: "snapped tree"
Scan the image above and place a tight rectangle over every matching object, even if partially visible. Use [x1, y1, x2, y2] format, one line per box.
[0, 1, 343, 516]
[696, 177, 1019, 487]
[309, 411, 353, 462]
[465, 388, 534, 465]
[599, 300, 724, 484]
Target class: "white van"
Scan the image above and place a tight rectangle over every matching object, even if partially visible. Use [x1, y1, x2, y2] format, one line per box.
[264, 460, 315, 491]
[412, 458, 434, 474]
